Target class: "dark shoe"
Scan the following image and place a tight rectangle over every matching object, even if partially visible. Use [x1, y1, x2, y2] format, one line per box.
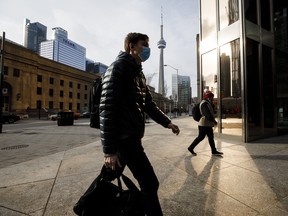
[188, 147, 197, 156]
[212, 150, 223, 155]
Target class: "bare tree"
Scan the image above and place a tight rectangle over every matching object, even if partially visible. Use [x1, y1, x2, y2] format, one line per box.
[164, 81, 169, 97]
[146, 73, 157, 85]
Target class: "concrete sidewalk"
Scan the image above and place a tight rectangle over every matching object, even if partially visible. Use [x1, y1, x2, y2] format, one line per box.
[0, 117, 287, 215]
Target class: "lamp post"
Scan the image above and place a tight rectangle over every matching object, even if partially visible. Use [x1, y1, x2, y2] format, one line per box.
[164, 64, 179, 117]
[0, 32, 5, 133]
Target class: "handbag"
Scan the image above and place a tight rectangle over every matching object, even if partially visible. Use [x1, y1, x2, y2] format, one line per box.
[73, 165, 145, 216]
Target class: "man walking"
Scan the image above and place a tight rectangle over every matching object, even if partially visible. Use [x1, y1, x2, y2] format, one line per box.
[188, 91, 223, 156]
[100, 32, 180, 216]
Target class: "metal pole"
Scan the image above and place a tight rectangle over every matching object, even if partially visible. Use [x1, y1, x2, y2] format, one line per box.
[0, 32, 5, 133]
[176, 68, 178, 117]
[169, 102, 172, 118]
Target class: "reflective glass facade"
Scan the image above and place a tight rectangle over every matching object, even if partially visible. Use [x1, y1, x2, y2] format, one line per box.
[219, 0, 239, 30]
[275, 2, 288, 132]
[199, 0, 288, 142]
[220, 39, 242, 137]
[178, 75, 191, 111]
[23, 19, 47, 54]
[201, 0, 217, 40]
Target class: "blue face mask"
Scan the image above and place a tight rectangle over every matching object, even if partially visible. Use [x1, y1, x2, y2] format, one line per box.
[139, 47, 150, 62]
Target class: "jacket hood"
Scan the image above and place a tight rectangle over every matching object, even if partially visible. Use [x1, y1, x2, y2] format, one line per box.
[117, 51, 139, 63]
[116, 51, 142, 71]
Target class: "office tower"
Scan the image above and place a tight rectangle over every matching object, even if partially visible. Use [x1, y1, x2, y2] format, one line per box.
[86, 59, 108, 74]
[199, 0, 288, 141]
[173, 75, 191, 110]
[40, 27, 86, 71]
[23, 19, 47, 53]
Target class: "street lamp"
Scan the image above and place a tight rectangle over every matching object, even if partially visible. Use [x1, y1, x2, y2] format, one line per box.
[164, 64, 179, 117]
[0, 32, 6, 133]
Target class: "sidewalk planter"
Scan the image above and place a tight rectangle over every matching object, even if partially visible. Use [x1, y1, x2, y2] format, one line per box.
[57, 112, 74, 126]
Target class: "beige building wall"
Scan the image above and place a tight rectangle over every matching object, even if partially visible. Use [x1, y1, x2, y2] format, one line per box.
[2, 40, 98, 114]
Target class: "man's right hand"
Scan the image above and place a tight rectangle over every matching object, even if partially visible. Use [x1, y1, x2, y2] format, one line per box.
[167, 123, 180, 135]
[104, 154, 122, 170]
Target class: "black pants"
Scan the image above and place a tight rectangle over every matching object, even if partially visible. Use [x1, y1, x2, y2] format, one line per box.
[188, 126, 217, 152]
[117, 137, 163, 216]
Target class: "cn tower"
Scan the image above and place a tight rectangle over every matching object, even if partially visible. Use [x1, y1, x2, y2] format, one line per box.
[157, 10, 166, 95]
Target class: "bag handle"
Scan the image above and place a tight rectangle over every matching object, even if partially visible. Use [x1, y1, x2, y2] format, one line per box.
[100, 165, 124, 191]
[121, 174, 139, 192]
[100, 165, 139, 192]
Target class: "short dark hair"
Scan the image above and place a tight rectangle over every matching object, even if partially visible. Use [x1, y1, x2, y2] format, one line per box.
[124, 32, 149, 53]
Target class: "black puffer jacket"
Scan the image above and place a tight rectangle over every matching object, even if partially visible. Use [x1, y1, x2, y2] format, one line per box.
[99, 51, 171, 154]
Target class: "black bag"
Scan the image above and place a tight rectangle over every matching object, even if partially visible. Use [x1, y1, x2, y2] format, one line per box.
[73, 166, 145, 216]
[89, 76, 102, 129]
[192, 103, 202, 122]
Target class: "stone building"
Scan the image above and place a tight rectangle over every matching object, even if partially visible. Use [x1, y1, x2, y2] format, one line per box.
[1, 39, 98, 117]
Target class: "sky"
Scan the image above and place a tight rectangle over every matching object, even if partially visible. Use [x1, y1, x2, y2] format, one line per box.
[0, 0, 199, 97]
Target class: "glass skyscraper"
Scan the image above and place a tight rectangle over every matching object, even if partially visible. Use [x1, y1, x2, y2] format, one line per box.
[40, 27, 86, 71]
[198, 0, 288, 142]
[23, 19, 47, 54]
[172, 74, 191, 112]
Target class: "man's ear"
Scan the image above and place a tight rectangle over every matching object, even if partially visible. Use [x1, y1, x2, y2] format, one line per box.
[129, 43, 134, 50]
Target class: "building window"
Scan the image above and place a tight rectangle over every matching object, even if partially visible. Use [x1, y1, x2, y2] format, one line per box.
[77, 103, 80, 110]
[60, 90, 64, 97]
[77, 93, 80, 99]
[69, 81, 73, 88]
[201, 0, 217, 39]
[37, 87, 42, 95]
[261, 0, 271, 31]
[245, 0, 258, 24]
[60, 102, 64, 110]
[69, 103, 72, 110]
[60, 80, 64, 86]
[220, 39, 242, 137]
[219, 0, 239, 30]
[37, 75, 42, 82]
[50, 77, 54, 84]
[4, 66, 8, 75]
[262, 45, 274, 128]
[49, 101, 53, 109]
[49, 89, 54, 97]
[77, 83, 81, 89]
[246, 38, 261, 134]
[202, 49, 217, 94]
[275, 2, 288, 129]
[84, 94, 87, 100]
[220, 40, 241, 98]
[13, 68, 20, 77]
[69, 92, 73, 98]
[85, 85, 88, 90]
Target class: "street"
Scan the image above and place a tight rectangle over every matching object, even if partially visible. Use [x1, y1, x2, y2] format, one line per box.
[2, 119, 57, 131]
[0, 118, 100, 169]
[1, 118, 89, 131]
